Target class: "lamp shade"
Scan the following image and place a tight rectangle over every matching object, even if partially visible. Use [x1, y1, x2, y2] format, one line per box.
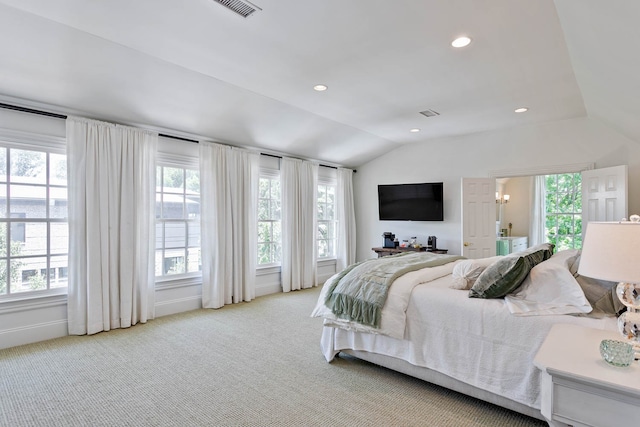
[578, 221, 640, 283]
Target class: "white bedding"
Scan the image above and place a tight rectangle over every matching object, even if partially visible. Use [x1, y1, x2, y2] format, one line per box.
[319, 272, 617, 409]
[505, 249, 593, 316]
[311, 260, 462, 339]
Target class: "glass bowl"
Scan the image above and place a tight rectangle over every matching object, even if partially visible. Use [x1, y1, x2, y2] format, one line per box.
[600, 339, 634, 367]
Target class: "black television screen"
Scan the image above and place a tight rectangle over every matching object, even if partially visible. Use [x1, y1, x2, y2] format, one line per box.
[378, 182, 444, 221]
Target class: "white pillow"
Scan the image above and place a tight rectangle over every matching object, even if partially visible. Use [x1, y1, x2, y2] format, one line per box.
[504, 249, 592, 316]
[450, 256, 502, 290]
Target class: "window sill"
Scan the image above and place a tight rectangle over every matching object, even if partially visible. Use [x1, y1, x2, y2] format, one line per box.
[0, 289, 68, 314]
[257, 264, 281, 276]
[256, 259, 335, 274]
[155, 275, 202, 290]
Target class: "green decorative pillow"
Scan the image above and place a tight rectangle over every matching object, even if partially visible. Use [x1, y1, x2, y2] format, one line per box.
[469, 243, 554, 299]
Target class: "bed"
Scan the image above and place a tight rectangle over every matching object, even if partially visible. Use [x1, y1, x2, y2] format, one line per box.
[311, 246, 621, 420]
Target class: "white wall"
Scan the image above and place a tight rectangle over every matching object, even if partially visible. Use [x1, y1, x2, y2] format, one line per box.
[0, 108, 338, 349]
[354, 117, 640, 261]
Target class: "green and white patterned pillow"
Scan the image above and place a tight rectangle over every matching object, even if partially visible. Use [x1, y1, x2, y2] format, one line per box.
[469, 243, 554, 299]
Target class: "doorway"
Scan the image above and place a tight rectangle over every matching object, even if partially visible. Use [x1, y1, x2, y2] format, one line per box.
[462, 163, 628, 258]
[493, 164, 628, 251]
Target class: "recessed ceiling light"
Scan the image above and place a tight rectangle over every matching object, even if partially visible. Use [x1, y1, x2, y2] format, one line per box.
[313, 84, 328, 91]
[451, 36, 471, 48]
[514, 107, 529, 113]
[410, 128, 421, 133]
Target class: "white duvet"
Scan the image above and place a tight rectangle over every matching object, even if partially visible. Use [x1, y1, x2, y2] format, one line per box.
[311, 260, 462, 339]
[316, 266, 617, 409]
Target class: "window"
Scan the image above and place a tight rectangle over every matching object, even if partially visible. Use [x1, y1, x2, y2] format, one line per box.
[317, 183, 336, 258]
[0, 147, 68, 296]
[155, 166, 201, 278]
[258, 176, 281, 265]
[545, 173, 582, 251]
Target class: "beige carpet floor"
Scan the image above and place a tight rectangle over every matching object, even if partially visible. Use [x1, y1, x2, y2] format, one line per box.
[0, 287, 546, 426]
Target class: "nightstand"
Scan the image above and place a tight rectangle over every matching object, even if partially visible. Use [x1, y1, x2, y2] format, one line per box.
[533, 323, 640, 427]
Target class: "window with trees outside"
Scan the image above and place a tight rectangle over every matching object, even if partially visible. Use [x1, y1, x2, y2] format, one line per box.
[0, 146, 68, 296]
[317, 183, 336, 258]
[258, 176, 281, 265]
[545, 172, 582, 251]
[155, 166, 201, 278]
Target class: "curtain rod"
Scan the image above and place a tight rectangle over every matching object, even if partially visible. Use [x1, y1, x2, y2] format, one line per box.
[0, 102, 194, 141]
[259, 153, 356, 172]
[0, 102, 197, 143]
[0, 102, 67, 120]
[0, 102, 355, 172]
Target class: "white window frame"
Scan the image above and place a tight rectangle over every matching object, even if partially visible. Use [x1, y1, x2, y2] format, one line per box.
[317, 177, 337, 260]
[257, 169, 281, 267]
[0, 128, 67, 300]
[545, 172, 583, 250]
[155, 150, 201, 286]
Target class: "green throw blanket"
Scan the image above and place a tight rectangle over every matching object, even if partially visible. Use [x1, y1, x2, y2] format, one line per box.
[324, 252, 463, 328]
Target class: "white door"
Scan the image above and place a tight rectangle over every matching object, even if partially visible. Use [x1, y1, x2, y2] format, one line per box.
[461, 178, 496, 258]
[582, 165, 628, 226]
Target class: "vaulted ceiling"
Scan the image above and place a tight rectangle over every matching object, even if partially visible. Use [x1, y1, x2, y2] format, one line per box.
[0, 0, 637, 167]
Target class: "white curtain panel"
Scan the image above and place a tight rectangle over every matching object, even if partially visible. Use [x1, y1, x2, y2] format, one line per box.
[529, 175, 547, 246]
[336, 168, 356, 271]
[281, 158, 318, 292]
[66, 117, 157, 335]
[200, 142, 258, 308]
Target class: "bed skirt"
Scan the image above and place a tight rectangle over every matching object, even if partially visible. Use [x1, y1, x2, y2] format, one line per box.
[339, 349, 544, 421]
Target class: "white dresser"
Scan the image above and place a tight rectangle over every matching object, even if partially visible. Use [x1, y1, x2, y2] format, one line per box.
[496, 236, 528, 255]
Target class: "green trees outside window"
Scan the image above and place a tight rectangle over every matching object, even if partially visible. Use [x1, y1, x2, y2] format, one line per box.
[545, 173, 582, 251]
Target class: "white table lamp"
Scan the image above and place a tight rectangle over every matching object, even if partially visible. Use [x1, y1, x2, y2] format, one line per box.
[579, 216, 640, 343]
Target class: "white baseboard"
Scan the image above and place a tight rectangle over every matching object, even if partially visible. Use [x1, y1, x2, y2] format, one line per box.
[155, 295, 202, 317]
[256, 282, 281, 297]
[255, 276, 330, 297]
[1, 270, 330, 350]
[317, 273, 334, 285]
[0, 319, 68, 350]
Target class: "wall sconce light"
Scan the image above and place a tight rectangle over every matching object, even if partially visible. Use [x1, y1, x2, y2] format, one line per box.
[496, 193, 510, 204]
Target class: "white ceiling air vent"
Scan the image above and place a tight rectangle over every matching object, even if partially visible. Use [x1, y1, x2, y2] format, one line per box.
[212, 0, 262, 18]
[419, 109, 440, 118]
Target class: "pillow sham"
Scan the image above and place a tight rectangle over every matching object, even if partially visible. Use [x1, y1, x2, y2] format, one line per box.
[469, 243, 554, 299]
[504, 249, 592, 316]
[450, 256, 502, 290]
[569, 254, 626, 316]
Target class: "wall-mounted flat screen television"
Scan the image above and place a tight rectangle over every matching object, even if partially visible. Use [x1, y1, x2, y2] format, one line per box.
[378, 182, 444, 221]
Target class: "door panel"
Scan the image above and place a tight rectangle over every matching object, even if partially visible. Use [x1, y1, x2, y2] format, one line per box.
[582, 165, 628, 226]
[462, 178, 496, 258]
